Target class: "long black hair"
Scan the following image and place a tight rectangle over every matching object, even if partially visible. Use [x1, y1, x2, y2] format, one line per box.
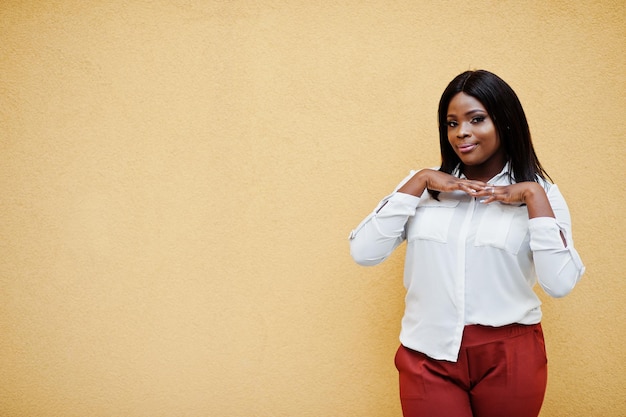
[434, 70, 550, 195]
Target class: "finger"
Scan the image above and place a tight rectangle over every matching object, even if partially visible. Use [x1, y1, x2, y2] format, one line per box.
[484, 185, 497, 197]
[459, 182, 481, 195]
[478, 186, 498, 203]
[472, 186, 494, 196]
[464, 180, 488, 191]
[466, 180, 489, 188]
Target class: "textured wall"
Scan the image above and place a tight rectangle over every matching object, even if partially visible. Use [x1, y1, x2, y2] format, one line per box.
[1, 1, 624, 416]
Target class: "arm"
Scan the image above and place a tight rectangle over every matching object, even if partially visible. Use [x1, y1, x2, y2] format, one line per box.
[477, 182, 585, 297]
[349, 169, 489, 266]
[528, 184, 585, 297]
[349, 191, 420, 266]
[520, 182, 566, 246]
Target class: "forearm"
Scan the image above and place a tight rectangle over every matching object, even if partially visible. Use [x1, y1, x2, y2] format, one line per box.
[522, 182, 569, 246]
[528, 184, 585, 297]
[523, 183, 555, 219]
[530, 217, 585, 297]
[397, 170, 428, 196]
[349, 192, 420, 266]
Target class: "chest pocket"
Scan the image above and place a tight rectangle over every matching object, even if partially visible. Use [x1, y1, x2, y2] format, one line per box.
[474, 203, 529, 254]
[407, 198, 460, 243]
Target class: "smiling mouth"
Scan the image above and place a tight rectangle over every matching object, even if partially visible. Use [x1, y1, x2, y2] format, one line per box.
[458, 143, 477, 153]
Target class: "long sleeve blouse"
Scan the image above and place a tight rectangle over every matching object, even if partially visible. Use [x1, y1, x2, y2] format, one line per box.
[349, 166, 585, 362]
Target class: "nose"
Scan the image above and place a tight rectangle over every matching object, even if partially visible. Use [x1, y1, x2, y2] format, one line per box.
[456, 121, 471, 138]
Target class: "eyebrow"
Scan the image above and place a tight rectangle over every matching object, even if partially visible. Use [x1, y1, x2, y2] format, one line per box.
[447, 109, 487, 118]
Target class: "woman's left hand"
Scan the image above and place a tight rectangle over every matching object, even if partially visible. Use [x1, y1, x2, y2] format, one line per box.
[475, 181, 557, 221]
[474, 182, 540, 205]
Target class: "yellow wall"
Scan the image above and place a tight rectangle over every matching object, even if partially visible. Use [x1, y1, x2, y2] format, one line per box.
[1, 1, 624, 416]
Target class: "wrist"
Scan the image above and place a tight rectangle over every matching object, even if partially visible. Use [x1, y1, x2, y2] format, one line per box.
[523, 182, 555, 219]
[521, 182, 543, 204]
[398, 170, 429, 197]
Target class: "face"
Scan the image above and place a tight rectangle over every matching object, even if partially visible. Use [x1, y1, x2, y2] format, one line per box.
[446, 92, 506, 181]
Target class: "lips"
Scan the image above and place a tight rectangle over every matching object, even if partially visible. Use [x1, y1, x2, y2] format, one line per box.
[457, 143, 477, 153]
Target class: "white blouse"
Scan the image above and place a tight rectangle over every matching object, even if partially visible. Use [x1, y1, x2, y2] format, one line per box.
[349, 166, 585, 362]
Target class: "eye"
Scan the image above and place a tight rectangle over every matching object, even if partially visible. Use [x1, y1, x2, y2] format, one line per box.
[470, 115, 486, 124]
[446, 120, 458, 128]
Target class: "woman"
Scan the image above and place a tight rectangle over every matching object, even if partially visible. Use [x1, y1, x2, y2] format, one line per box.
[349, 70, 585, 417]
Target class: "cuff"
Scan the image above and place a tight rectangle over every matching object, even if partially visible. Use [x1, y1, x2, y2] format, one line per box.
[528, 217, 561, 250]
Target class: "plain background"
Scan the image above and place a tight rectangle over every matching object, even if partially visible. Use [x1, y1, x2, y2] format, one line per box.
[1, 1, 625, 416]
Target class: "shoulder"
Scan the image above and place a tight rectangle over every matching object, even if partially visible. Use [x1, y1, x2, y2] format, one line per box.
[395, 166, 441, 187]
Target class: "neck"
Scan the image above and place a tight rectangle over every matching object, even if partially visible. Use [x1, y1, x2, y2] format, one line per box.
[462, 162, 506, 183]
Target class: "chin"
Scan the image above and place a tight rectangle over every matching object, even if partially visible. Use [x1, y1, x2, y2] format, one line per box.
[458, 157, 481, 166]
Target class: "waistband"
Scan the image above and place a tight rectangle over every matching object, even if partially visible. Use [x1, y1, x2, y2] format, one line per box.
[461, 323, 541, 347]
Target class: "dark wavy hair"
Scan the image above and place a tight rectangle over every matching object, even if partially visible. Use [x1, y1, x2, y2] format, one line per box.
[432, 70, 550, 198]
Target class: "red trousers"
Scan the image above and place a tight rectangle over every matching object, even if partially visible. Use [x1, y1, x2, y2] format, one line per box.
[395, 323, 548, 417]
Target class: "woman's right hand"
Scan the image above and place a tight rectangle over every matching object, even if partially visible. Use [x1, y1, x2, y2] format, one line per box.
[397, 169, 488, 197]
